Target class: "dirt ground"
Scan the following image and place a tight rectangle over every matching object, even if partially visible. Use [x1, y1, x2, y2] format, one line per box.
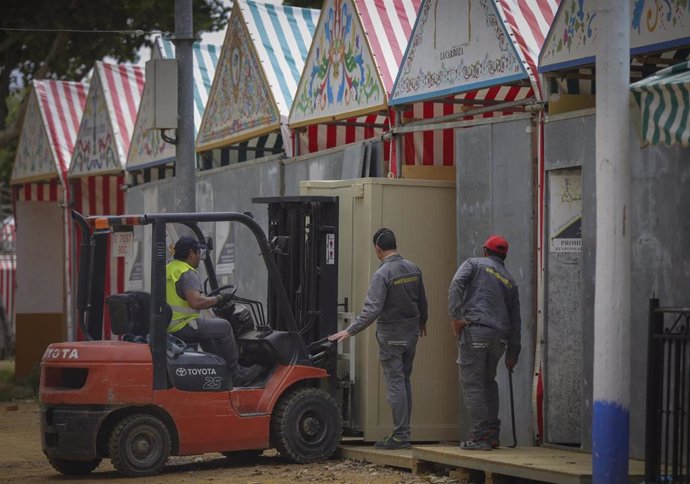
[0, 401, 456, 483]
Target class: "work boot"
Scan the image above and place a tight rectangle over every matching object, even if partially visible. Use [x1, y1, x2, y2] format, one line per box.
[488, 427, 500, 448]
[374, 434, 411, 450]
[233, 364, 262, 387]
[459, 439, 492, 451]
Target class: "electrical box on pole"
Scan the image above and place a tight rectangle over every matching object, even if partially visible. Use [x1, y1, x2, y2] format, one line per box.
[142, 59, 178, 131]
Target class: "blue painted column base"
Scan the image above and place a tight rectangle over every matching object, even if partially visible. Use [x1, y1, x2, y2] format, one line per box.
[592, 400, 630, 484]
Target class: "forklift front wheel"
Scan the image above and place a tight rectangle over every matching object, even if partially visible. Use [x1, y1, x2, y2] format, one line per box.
[270, 387, 343, 463]
[47, 457, 101, 476]
[108, 414, 171, 477]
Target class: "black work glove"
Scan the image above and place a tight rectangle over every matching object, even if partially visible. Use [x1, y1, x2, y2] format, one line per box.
[215, 290, 234, 306]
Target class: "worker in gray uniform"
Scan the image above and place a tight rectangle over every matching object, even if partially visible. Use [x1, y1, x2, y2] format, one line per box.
[448, 235, 521, 451]
[329, 228, 428, 450]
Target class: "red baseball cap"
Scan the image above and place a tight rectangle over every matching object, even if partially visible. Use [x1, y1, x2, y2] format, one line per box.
[484, 235, 509, 255]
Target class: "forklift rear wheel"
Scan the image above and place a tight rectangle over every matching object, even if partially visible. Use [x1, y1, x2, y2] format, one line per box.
[47, 457, 101, 476]
[270, 387, 342, 463]
[108, 414, 171, 477]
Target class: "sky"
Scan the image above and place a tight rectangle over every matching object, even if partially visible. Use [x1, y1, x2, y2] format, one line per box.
[128, 0, 284, 67]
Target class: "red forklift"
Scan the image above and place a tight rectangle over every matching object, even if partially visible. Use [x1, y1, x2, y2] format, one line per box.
[40, 200, 342, 477]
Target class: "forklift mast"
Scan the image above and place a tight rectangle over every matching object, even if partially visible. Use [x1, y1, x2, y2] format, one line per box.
[254, 196, 338, 350]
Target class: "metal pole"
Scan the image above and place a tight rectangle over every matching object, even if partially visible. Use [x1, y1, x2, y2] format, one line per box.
[394, 108, 403, 178]
[592, 2, 630, 483]
[174, 0, 196, 213]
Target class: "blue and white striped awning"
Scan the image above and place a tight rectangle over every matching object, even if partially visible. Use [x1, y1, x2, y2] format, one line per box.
[239, 0, 320, 117]
[126, 38, 221, 172]
[155, 38, 221, 134]
[631, 61, 690, 147]
[196, 0, 319, 153]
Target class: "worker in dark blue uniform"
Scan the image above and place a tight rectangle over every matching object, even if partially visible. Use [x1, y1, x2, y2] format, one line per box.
[448, 235, 522, 451]
[330, 228, 428, 450]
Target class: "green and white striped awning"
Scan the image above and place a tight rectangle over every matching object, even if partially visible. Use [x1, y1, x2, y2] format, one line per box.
[631, 61, 690, 147]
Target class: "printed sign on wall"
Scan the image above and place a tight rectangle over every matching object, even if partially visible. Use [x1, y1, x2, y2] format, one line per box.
[549, 169, 582, 253]
[215, 221, 235, 276]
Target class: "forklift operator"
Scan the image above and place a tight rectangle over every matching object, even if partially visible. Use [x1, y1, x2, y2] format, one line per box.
[166, 236, 261, 386]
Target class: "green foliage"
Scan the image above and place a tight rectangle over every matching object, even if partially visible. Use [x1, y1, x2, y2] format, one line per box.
[0, 0, 230, 186]
[0, 361, 40, 401]
[1, 0, 228, 86]
[0, 90, 23, 187]
[0, 361, 15, 401]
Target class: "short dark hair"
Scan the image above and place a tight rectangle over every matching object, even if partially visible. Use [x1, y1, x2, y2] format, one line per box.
[373, 228, 396, 251]
[484, 247, 507, 261]
[174, 236, 204, 261]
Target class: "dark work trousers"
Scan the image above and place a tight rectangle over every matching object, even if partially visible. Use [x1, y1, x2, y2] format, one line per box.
[377, 325, 419, 441]
[173, 317, 240, 374]
[457, 324, 506, 438]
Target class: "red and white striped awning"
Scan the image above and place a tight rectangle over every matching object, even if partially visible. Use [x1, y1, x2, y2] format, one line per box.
[0, 216, 15, 328]
[497, 0, 559, 100]
[11, 80, 87, 186]
[69, 62, 145, 177]
[358, 0, 420, 95]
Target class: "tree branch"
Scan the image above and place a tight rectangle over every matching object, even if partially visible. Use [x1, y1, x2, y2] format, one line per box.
[0, 31, 71, 149]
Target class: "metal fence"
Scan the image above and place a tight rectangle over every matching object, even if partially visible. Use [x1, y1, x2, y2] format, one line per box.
[646, 298, 690, 483]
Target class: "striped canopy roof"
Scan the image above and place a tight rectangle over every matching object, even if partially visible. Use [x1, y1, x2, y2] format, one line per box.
[69, 62, 145, 177]
[126, 38, 221, 171]
[390, 0, 558, 105]
[11, 80, 87, 185]
[540, 0, 690, 73]
[289, 0, 420, 128]
[197, 0, 319, 151]
[631, 60, 690, 147]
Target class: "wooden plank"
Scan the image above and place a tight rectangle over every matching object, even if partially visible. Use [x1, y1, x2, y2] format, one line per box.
[338, 445, 413, 471]
[339, 444, 645, 484]
[411, 458, 435, 475]
[548, 94, 596, 115]
[411, 446, 644, 484]
[402, 165, 456, 181]
[448, 468, 472, 482]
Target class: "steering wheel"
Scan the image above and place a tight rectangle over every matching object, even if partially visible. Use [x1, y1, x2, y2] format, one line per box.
[207, 284, 237, 297]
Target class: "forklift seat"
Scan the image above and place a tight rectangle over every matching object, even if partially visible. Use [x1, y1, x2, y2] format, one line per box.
[106, 291, 172, 337]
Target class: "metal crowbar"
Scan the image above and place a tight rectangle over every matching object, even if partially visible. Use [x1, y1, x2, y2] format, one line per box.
[508, 368, 517, 448]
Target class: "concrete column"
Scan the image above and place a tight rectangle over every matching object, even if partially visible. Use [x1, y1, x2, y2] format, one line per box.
[592, 2, 631, 482]
[174, 0, 196, 213]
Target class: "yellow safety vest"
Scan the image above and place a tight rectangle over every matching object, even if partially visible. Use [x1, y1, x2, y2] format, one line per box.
[166, 259, 200, 333]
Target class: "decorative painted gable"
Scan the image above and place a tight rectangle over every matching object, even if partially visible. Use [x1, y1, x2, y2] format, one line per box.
[12, 81, 86, 184]
[70, 62, 144, 177]
[391, 0, 526, 104]
[290, 0, 387, 127]
[196, 5, 280, 151]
